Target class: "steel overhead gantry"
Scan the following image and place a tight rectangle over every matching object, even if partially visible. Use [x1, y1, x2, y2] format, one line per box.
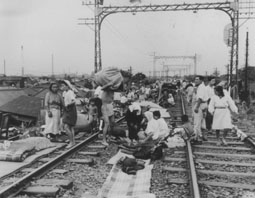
[163, 64, 191, 77]
[156, 55, 197, 76]
[94, 1, 238, 85]
[167, 68, 183, 77]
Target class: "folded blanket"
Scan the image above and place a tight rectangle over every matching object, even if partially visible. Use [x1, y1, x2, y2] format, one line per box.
[15, 137, 55, 151]
[0, 142, 35, 162]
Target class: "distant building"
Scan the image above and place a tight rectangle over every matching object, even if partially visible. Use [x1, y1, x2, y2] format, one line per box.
[0, 95, 42, 127]
[0, 76, 28, 88]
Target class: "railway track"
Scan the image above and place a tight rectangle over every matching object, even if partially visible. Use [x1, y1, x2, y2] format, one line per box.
[1, 94, 255, 198]
[157, 92, 255, 198]
[0, 117, 125, 198]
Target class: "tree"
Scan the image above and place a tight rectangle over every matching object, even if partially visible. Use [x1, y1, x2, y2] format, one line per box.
[212, 68, 220, 77]
[131, 72, 146, 83]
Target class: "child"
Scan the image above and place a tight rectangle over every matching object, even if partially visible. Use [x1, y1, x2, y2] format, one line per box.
[173, 115, 194, 141]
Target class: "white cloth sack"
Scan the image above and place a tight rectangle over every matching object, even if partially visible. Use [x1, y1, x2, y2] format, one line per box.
[94, 67, 123, 91]
[166, 135, 185, 148]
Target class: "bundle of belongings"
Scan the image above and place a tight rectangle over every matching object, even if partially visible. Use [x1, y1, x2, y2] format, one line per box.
[0, 137, 55, 162]
[119, 140, 166, 162]
[117, 156, 145, 175]
[99, 150, 155, 198]
[94, 67, 124, 91]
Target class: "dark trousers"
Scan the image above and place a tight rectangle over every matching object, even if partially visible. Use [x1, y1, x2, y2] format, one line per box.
[128, 124, 139, 140]
[205, 111, 213, 130]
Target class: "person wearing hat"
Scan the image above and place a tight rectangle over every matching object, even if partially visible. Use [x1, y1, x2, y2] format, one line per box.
[61, 80, 77, 148]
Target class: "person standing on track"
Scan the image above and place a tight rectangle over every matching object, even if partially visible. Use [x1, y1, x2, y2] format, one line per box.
[185, 82, 194, 105]
[193, 75, 208, 143]
[101, 90, 115, 146]
[205, 76, 216, 132]
[125, 102, 143, 144]
[44, 82, 64, 140]
[61, 80, 77, 149]
[208, 86, 238, 146]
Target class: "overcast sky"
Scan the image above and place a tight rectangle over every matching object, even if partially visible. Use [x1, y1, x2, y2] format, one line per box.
[0, 0, 255, 76]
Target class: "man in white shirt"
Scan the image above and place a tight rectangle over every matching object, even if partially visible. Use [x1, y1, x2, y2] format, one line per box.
[94, 86, 103, 98]
[205, 76, 216, 131]
[194, 76, 208, 142]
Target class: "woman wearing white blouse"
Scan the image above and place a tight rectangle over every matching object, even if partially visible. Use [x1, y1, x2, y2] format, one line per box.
[208, 86, 238, 146]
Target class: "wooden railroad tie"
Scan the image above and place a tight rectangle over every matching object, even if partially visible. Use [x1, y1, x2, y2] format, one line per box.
[78, 151, 100, 156]
[22, 186, 60, 197]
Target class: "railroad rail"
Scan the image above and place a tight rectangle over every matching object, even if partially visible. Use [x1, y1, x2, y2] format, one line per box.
[162, 92, 255, 198]
[0, 117, 125, 198]
[1, 94, 255, 197]
[180, 93, 201, 198]
[0, 133, 99, 198]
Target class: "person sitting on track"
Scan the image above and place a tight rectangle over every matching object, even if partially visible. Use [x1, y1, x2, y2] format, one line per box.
[172, 115, 195, 141]
[159, 89, 169, 108]
[153, 111, 169, 139]
[138, 111, 169, 144]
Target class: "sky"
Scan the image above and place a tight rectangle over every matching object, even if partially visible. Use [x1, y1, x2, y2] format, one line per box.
[0, 0, 255, 77]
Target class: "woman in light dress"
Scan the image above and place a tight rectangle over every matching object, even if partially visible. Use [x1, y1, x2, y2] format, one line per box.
[44, 82, 64, 140]
[208, 86, 238, 146]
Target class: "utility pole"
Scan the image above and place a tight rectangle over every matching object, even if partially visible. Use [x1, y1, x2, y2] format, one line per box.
[3, 59, 6, 76]
[194, 53, 197, 75]
[152, 52, 156, 78]
[79, 0, 102, 73]
[129, 66, 132, 75]
[21, 45, 24, 76]
[244, 31, 249, 104]
[226, 64, 230, 85]
[52, 54, 54, 78]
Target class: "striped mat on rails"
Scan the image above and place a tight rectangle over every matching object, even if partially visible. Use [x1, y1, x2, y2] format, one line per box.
[97, 153, 155, 198]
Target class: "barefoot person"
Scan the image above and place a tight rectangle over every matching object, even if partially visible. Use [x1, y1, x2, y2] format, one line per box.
[44, 82, 64, 140]
[61, 80, 77, 148]
[208, 86, 238, 146]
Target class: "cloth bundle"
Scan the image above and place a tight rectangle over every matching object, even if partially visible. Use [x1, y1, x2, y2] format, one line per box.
[99, 152, 155, 198]
[117, 157, 145, 175]
[119, 143, 164, 161]
[94, 67, 123, 91]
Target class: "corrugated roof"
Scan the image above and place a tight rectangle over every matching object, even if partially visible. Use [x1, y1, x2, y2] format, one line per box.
[23, 87, 41, 96]
[33, 88, 48, 99]
[0, 89, 27, 107]
[0, 95, 42, 118]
